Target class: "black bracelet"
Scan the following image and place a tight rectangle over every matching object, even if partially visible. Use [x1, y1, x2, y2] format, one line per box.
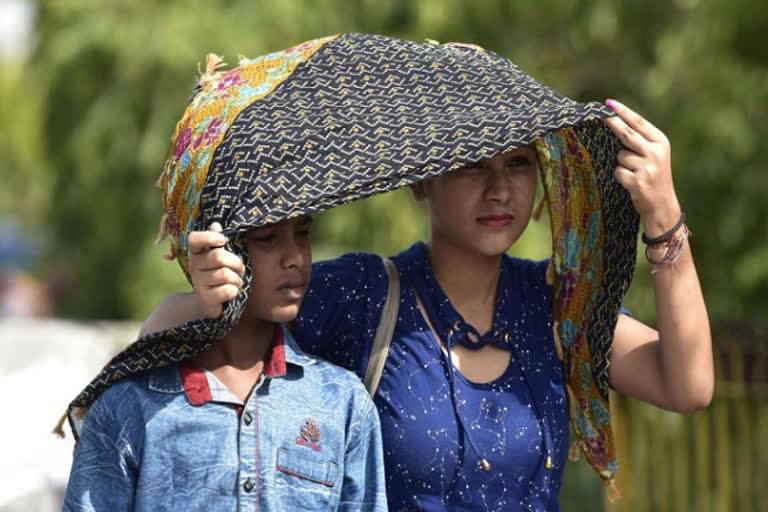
[641, 212, 685, 245]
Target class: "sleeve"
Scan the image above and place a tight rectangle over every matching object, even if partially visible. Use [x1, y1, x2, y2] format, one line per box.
[294, 252, 389, 378]
[61, 392, 138, 511]
[337, 394, 388, 512]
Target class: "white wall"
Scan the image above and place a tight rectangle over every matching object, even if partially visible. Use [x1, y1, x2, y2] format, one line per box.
[0, 319, 139, 512]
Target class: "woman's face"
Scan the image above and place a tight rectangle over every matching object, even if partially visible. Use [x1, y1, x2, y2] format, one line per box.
[417, 145, 539, 257]
[242, 216, 313, 324]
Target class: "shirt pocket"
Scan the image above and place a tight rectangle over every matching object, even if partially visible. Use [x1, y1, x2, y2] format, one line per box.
[275, 447, 339, 510]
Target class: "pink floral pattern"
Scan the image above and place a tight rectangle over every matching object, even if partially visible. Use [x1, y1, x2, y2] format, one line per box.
[155, 36, 338, 274]
[192, 118, 224, 151]
[173, 127, 193, 159]
[215, 69, 245, 91]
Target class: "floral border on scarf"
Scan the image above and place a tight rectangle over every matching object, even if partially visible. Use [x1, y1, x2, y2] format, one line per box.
[156, 35, 338, 276]
[535, 128, 618, 487]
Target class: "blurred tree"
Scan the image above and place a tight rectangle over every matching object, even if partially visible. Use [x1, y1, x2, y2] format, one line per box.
[1, 2, 765, 510]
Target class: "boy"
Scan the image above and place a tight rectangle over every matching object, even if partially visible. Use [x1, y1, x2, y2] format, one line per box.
[62, 43, 387, 512]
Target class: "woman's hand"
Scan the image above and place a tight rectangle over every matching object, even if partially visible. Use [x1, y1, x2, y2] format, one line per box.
[603, 99, 682, 237]
[137, 223, 245, 336]
[604, 99, 713, 413]
[188, 223, 245, 318]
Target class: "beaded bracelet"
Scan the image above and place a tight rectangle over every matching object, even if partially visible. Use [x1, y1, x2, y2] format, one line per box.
[646, 224, 690, 274]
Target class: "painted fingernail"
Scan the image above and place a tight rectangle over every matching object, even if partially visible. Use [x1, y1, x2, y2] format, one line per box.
[605, 99, 619, 110]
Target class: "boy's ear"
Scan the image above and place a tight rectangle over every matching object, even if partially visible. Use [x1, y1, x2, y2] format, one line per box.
[410, 182, 427, 200]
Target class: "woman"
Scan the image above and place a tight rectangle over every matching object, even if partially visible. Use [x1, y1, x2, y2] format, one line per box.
[142, 96, 713, 510]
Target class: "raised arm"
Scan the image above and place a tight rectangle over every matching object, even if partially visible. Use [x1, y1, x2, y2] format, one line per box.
[139, 222, 245, 337]
[604, 99, 714, 413]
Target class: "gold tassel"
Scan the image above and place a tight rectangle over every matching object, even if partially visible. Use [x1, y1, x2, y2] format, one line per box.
[552, 321, 564, 361]
[568, 440, 581, 461]
[154, 212, 169, 245]
[566, 385, 579, 422]
[156, 158, 173, 189]
[198, 53, 226, 85]
[545, 259, 555, 286]
[205, 53, 226, 74]
[606, 481, 621, 502]
[53, 407, 69, 439]
[162, 243, 177, 261]
[532, 195, 547, 221]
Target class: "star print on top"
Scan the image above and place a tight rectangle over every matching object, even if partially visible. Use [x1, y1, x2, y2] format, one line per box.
[295, 243, 569, 511]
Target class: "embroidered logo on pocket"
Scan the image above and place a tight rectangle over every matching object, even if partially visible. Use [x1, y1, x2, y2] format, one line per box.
[296, 419, 321, 451]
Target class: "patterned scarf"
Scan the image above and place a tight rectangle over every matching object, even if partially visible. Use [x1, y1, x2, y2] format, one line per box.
[57, 34, 638, 496]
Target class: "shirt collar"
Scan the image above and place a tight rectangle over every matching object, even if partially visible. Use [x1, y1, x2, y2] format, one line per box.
[147, 323, 316, 404]
[280, 323, 316, 368]
[264, 323, 288, 378]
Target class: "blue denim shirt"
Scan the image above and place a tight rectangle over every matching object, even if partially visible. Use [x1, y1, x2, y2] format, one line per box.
[62, 325, 387, 511]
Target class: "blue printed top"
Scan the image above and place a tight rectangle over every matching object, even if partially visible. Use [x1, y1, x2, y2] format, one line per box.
[62, 325, 388, 512]
[295, 242, 569, 512]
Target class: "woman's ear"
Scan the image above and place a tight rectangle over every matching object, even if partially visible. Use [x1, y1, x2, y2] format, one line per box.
[410, 181, 427, 200]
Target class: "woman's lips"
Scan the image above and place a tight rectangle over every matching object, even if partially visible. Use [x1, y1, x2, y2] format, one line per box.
[476, 214, 514, 228]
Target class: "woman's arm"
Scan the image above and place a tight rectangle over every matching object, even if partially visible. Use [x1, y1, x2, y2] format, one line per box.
[140, 225, 385, 375]
[138, 223, 245, 337]
[140, 291, 203, 337]
[604, 99, 714, 413]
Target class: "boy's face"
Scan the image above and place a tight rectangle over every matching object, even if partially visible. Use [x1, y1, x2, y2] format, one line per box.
[243, 216, 313, 323]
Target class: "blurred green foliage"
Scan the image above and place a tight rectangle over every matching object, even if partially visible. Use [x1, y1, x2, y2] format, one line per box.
[1, 0, 765, 326]
[2, 2, 765, 509]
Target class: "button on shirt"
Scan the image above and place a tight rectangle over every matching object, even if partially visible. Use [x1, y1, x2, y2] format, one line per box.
[62, 325, 387, 512]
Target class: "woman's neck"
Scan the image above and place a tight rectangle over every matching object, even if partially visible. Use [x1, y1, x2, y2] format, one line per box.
[197, 316, 275, 371]
[427, 235, 502, 333]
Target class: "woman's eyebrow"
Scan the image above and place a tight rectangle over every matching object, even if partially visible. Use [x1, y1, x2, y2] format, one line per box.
[505, 153, 533, 161]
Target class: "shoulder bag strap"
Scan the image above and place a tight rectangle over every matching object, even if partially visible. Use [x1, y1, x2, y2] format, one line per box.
[363, 257, 400, 396]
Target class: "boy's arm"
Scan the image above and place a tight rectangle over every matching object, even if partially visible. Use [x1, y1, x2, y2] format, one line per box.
[338, 397, 388, 512]
[62, 399, 137, 511]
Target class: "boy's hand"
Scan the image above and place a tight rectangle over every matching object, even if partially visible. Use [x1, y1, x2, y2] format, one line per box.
[188, 223, 246, 318]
